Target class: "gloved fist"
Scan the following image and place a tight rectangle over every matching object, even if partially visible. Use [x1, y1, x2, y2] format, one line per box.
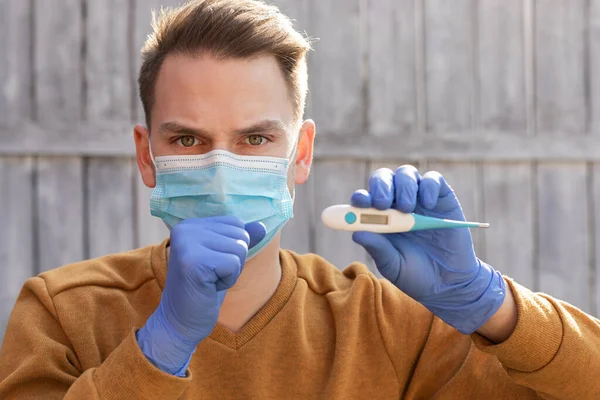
[137, 216, 266, 375]
[351, 165, 505, 334]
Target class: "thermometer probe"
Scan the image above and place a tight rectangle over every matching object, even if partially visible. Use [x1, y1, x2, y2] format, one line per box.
[321, 205, 489, 233]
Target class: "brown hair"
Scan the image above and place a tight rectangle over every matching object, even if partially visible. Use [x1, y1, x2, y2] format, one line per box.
[139, 0, 311, 128]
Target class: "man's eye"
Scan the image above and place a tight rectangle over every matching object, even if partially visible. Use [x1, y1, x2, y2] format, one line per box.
[178, 136, 197, 147]
[246, 135, 267, 146]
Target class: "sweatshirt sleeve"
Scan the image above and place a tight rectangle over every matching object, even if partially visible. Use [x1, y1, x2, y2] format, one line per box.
[470, 277, 600, 399]
[0, 277, 191, 399]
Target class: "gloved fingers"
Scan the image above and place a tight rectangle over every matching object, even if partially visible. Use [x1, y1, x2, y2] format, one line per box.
[350, 189, 372, 208]
[352, 231, 402, 285]
[203, 235, 249, 269]
[418, 171, 443, 210]
[368, 168, 395, 210]
[245, 221, 267, 249]
[178, 215, 245, 229]
[204, 222, 251, 245]
[393, 165, 420, 213]
[212, 251, 244, 290]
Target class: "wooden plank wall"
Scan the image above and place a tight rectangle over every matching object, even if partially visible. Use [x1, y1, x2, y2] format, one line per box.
[1, 0, 599, 342]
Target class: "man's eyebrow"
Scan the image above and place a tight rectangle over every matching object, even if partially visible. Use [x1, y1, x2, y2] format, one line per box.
[158, 121, 209, 136]
[158, 120, 287, 137]
[234, 120, 287, 136]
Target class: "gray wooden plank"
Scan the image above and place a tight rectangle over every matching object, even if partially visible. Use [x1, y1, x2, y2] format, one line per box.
[535, 0, 586, 134]
[424, 0, 473, 132]
[87, 158, 136, 258]
[478, 0, 526, 132]
[36, 157, 85, 272]
[482, 164, 535, 287]
[593, 164, 600, 316]
[135, 173, 169, 248]
[367, 0, 416, 136]
[313, 160, 369, 269]
[426, 162, 486, 258]
[34, 0, 82, 124]
[538, 164, 591, 312]
[591, 0, 600, 135]
[0, 0, 31, 125]
[133, 0, 185, 123]
[0, 157, 35, 343]
[12, 122, 600, 160]
[86, 0, 132, 120]
[308, 0, 363, 133]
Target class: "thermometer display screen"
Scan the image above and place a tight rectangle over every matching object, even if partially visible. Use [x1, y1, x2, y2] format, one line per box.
[360, 214, 389, 225]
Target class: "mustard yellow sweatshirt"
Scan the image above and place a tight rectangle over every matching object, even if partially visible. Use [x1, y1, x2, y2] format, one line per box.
[0, 239, 599, 399]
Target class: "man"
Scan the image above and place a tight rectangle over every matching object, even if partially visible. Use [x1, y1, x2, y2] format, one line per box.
[0, 0, 598, 398]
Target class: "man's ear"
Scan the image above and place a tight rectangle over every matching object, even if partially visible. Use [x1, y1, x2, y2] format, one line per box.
[294, 119, 316, 185]
[133, 124, 156, 188]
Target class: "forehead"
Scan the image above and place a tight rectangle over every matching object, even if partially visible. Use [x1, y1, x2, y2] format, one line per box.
[152, 53, 295, 131]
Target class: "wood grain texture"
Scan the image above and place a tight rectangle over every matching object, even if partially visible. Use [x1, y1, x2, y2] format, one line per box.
[535, 0, 587, 134]
[591, 0, 600, 135]
[427, 162, 485, 257]
[11, 122, 600, 161]
[594, 164, 600, 316]
[34, 0, 82, 124]
[478, 0, 526, 132]
[36, 157, 85, 272]
[86, 0, 132, 121]
[424, 0, 474, 132]
[313, 160, 369, 269]
[0, 158, 35, 343]
[367, 0, 416, 136]
[87, 158, 135, 258]
[0, 0, 31, 125]
[135, 172, 169, 248]
[537, 164, 591, 312]
[482, 164, 534, 287]
[308, 0, 364, 133]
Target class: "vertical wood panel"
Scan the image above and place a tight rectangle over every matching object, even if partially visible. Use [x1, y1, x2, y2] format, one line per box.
[427, 162, 486, 257]
[86, 0, 132, 120]
[136, 175, 169, 247]
[313, 161, 369, 269]
[593, 165, 600, 316]
[0, 158, 35, 343]
[37, 158, 85, 272]
[536, 1, 591, 312]
[538, 164, 590, 312]
[308, 0, 363, 133]
[34, 0, 82, 123]
[482, 164, 534, 287]
[88, 159, 136, 258]
[478, 0, 526, 131]
[34, 0, 86, 273]
[424, 0, 473, 132]
[536, 0, 586, 133]
[367, 0, 416, 136]
[0, 0, 31, 125]
[591, 0, 600, 135]
[478, 1, 534, 288]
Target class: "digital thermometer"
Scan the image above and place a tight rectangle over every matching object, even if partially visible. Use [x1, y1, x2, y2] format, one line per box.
[321, 205, 489, 233]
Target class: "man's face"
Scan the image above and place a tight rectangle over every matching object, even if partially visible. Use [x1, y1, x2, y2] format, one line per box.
[134, 54, 315, 193]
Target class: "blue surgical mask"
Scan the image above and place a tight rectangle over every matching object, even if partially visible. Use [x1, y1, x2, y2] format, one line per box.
[150, 149, 294, 258]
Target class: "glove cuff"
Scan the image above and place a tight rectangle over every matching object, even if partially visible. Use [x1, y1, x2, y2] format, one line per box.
[426, 260, 506, 335]
[137, 303, 198, 376]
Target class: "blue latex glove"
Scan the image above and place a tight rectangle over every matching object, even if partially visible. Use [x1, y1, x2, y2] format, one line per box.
[351, 166, 506, 334]
[136, 216, 266, 375]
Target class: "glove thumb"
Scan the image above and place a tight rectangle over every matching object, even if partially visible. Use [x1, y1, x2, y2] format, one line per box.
[245, 221, 267, 249]
[352, 232, 401, 285]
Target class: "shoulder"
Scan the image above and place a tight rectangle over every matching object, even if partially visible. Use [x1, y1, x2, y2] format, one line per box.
[282, 250, 377, 294]
[37, 240, 167, 298]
